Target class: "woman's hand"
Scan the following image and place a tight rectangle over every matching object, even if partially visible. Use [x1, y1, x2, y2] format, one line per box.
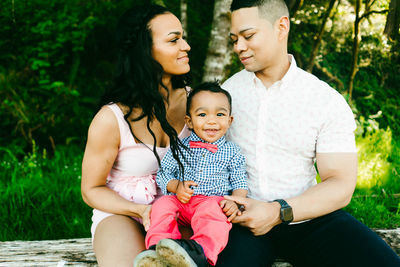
[176, 180, 197, 203]
[139, 204, 152, 231]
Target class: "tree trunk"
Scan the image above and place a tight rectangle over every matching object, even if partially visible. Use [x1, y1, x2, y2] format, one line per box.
[202, 0, 233, 82]
[384, 0, 400, 41]
[348, 0, 361, 101]
[180, 0, 188, 35]
[306, 0, 337, 72]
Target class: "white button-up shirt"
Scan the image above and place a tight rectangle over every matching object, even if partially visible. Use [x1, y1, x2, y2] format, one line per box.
[222, 56, 356, 202]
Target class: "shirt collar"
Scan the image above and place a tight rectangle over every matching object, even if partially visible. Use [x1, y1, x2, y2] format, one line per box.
[250, 54, 297, 89]
[189, 131, 226, 147]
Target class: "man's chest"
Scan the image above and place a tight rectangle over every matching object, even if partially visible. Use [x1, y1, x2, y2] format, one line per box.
[230, 89, 324, 157]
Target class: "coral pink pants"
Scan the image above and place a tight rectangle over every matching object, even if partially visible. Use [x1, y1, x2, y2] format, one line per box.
[145, 195, 232, 266]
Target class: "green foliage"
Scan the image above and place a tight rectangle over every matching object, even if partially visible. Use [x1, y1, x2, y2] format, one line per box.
[0, 0, 146, 150]
[345, 127, 400, 228]
[289, 0, 399, 137]
[0, 143, 91, 241]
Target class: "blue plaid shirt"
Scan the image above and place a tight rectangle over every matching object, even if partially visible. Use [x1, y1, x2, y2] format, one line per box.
[157, 132, 248, 196]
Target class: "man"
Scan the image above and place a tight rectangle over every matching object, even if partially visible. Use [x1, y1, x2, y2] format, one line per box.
[217, 0, 400, 266]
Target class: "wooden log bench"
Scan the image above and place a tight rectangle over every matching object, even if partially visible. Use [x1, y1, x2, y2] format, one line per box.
[1, 229, 399, 266]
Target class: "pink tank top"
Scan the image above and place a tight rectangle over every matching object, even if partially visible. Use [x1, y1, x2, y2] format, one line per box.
[105, 103, 190, 204]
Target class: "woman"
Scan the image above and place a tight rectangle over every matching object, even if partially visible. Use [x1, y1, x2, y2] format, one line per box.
[81, 4, 191, 266]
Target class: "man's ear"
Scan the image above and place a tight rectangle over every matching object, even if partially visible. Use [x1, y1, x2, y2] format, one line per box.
[276, 16, 290, 41]
[185, 115, 193, 129]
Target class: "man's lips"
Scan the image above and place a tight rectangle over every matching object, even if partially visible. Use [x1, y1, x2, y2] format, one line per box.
[240, 56, 252, 63]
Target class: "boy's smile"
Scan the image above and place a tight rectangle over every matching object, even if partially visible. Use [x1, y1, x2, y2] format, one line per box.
[185, 91, 233, 143]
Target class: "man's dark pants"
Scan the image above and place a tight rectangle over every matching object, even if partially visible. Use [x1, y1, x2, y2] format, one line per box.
[216, 210, 400, 267]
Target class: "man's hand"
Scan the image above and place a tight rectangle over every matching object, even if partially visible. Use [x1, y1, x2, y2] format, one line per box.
[220, 199, 241, 222]
[176, 180, 198, 203]
[224, 195, 281, 236]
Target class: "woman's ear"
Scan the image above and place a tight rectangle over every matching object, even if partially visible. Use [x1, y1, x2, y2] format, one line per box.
[185, 115, 193, 129]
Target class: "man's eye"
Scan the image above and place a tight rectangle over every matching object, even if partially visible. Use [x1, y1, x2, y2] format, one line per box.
[169, 38, 179, 43]
[245, 34, 254, 40]
[230, 39, 238, 44]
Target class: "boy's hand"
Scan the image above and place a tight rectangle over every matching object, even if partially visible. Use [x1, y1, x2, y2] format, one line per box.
[176, 180, 198, 203]
[220, 199, 242, 222]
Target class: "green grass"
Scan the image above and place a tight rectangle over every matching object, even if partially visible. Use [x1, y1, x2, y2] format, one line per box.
[345, 128, 400, 229]
[0, 141, 92, 241]
[1, 127, 399, 241]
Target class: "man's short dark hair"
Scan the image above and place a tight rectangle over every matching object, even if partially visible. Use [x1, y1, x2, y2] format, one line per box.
[186, 81, 232, 115]
[230, 0, 289, 23]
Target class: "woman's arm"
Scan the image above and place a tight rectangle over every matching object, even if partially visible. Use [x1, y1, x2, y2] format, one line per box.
[81, 107, 149, 219]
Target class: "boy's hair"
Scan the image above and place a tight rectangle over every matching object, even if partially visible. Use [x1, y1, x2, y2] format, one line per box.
[230, 0, 289, 24]
[186, 81, 232, 116]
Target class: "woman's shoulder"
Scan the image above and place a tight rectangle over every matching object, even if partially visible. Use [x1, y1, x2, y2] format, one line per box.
[89, 106, 119, 136]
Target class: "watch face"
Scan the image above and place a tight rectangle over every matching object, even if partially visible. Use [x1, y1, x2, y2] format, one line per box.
[282, 207, 293, 222]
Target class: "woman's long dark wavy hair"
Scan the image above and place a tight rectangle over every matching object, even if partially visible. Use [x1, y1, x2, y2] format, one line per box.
[101, 4, 190, 174]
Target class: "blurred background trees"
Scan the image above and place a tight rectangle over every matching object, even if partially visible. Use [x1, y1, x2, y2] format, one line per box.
[1, 0, 399, 240]
[0, 0, 397, 150]
[1, 0, 398, 152]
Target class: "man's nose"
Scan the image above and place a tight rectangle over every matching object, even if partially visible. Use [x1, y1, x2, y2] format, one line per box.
[234, 37, 247, 54]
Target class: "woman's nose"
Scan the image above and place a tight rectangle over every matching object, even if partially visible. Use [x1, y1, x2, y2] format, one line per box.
[181, 38, 191, 51]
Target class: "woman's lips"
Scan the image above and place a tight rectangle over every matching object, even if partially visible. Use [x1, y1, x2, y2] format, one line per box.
[178, 56, 189, 62]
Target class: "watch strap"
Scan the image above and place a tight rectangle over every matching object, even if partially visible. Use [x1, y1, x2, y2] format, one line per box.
[273, 199, 293, 224]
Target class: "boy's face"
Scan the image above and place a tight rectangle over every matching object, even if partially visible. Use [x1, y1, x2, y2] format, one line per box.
[185, 91, 233, 143]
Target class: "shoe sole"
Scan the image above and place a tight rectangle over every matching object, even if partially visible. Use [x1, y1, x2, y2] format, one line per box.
[133, 250, 167, 267]
[156, 239, 198, 267]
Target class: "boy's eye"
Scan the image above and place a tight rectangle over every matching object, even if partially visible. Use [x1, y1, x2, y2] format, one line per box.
[198, 113, 206, 117]
[217, 113, 226, 117]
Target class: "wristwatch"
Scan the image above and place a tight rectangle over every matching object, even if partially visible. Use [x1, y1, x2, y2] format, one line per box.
[273, 199, 293, 225]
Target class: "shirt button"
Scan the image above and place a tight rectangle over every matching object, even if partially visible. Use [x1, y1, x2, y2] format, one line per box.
[199, 170, 203, 172]
[202, 154, 205, 157]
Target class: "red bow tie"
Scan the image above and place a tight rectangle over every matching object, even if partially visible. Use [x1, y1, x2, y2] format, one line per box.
[189, 141, 218, 153]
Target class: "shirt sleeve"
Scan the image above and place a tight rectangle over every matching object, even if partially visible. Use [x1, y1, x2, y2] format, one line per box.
[227, 146, 248, 191]
[156, 148, 179, 195]
[316, 92, 357, 153]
